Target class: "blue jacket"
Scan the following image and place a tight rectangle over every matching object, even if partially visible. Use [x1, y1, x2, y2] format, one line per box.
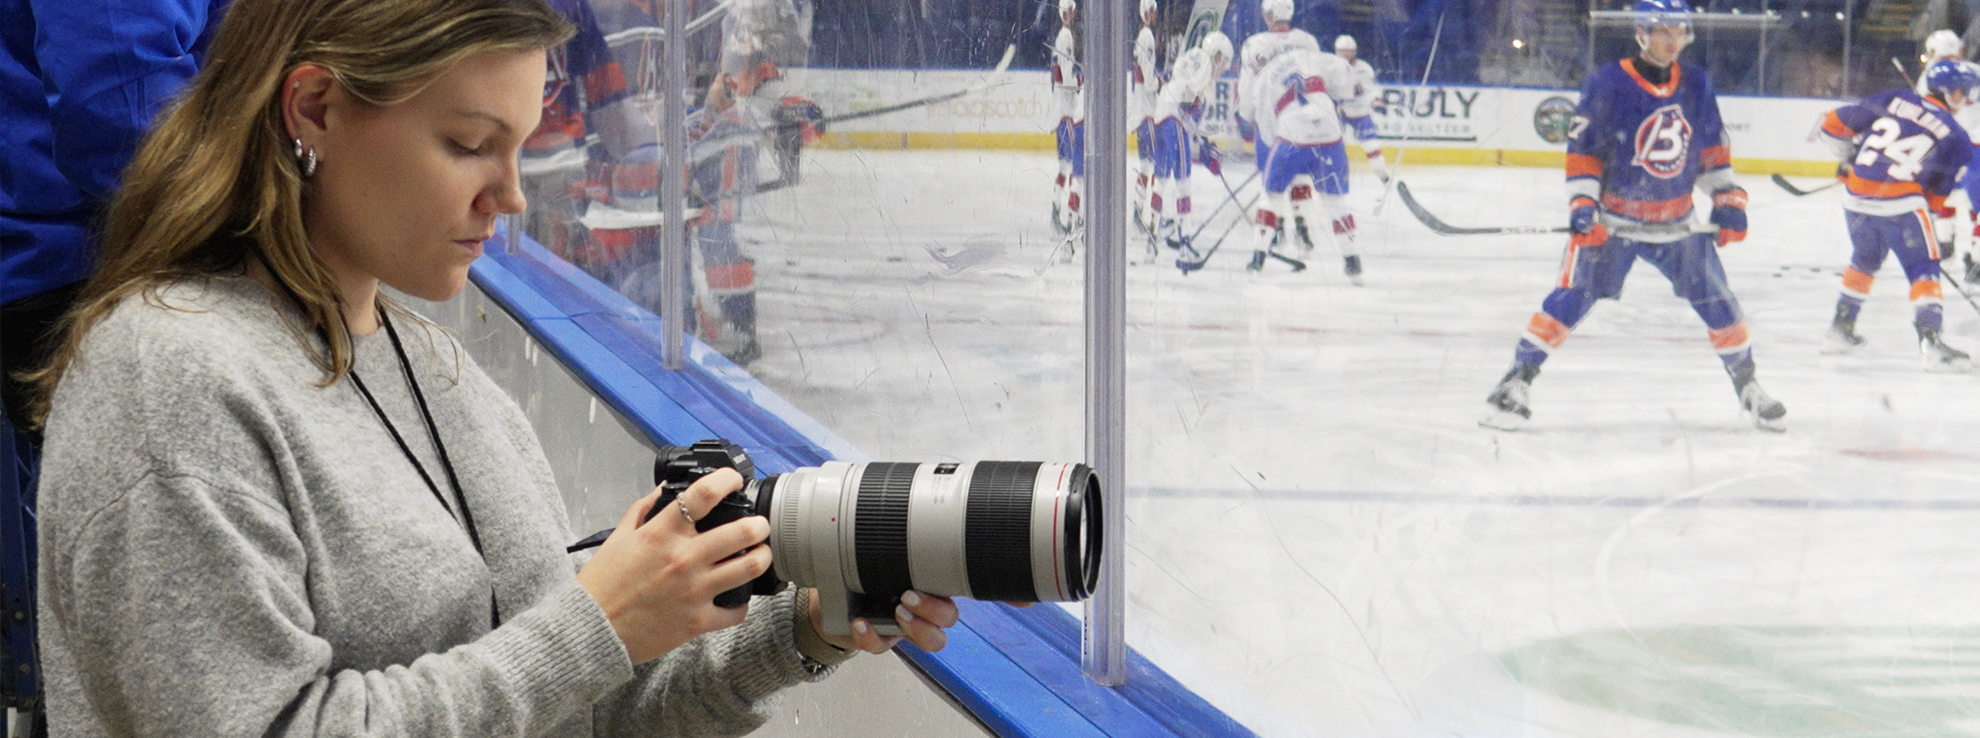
[0, 0, 228, 304]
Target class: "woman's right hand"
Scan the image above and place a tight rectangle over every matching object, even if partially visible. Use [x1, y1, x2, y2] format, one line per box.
[575, 468, 772, 665]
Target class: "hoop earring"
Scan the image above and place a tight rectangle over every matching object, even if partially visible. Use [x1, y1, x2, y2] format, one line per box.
[293, 138, 318, 178]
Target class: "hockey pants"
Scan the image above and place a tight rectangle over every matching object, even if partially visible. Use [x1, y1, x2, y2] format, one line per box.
[1253, 141, 1356, 256]
[1513, 232, 1752, 374]
[1838, 210, 1945, 333]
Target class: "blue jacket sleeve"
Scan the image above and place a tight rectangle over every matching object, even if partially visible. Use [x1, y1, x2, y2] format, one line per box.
[28, 0, 221, 200]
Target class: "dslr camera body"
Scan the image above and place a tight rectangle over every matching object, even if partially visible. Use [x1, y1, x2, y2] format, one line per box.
[645, 440, 1102, 637]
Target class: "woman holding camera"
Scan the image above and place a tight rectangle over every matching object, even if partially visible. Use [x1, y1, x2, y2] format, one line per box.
[22, 0, 959, 734]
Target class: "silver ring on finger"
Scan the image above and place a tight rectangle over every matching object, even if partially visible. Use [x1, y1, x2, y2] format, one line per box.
[677, 499, 696, 526]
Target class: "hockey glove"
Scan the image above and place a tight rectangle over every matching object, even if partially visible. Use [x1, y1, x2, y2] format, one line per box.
[1568, 196, 1607, 247]
[1569, 196, 1600, 235]
[1710, 187, 1748, 247]
[1198, 140, 1223, 175]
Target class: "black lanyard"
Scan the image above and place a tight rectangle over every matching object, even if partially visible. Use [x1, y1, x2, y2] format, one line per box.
[347, 309, 502, 628]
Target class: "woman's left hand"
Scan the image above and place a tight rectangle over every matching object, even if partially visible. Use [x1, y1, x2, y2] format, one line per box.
[807, 588, 961, 653]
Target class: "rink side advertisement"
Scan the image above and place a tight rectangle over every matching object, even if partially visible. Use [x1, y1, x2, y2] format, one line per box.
[789, 68, 1843, 176]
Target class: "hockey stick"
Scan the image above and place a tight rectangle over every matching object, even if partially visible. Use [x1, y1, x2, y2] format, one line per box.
[1178, 185, 1311, 273]
[1174, 201, 1254, 273]
[1373, 10, 1446, 215]
[1397, 181, 1721, 237]
[1209, 167, 1307, 271]
[1037, 230, 1080, 275]
[1179, 169, 1259, 242]
[1176, 176, 1265, 272]
[1140, 168, 1260, 260]
[1941, 267, 1980, 318]
[1397, 181, 1570, 235]
[812, 45, 1016, 127]
[1770, 173, 1839, 197]
[1893, 56, 1919, 86]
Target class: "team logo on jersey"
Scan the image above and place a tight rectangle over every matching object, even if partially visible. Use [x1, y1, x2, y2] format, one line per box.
[1631, 104, 1692, 179]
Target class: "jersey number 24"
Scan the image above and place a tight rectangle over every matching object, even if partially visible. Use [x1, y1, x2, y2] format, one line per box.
[1856, 118, 1932, 182]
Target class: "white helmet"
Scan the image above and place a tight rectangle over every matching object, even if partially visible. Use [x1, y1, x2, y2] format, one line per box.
[1060, 0, 1077, 19]
[1200, 31, 1234, 69]
[1170, 48, 1215, 98]
[1334, 34, 1357, 52]
[1927, 29, 1963, 60]
[1140, 0, 1157, 18]
[1261, 0, 1295, 26]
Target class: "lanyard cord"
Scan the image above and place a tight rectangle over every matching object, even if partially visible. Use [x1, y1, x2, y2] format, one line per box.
[247, 254, 502, 628]
[348, 310, 501, 628]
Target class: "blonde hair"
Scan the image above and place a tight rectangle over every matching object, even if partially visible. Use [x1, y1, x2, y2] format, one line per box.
[23, 0, 573, 428]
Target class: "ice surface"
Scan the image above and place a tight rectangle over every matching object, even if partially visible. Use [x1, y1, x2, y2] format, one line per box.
[734, 149, 1980, 737]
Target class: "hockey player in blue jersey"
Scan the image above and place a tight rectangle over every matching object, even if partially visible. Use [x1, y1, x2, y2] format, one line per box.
[1482, 0, 1786, 432]
[1815, 59, 1976, 372]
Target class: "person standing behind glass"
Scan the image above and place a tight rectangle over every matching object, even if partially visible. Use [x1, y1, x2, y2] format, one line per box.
[21, 0, 963, 734]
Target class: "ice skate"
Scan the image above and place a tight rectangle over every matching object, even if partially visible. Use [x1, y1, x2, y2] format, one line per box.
[723, 337, 763, 366]
[1247, 250, 1267, 272]
[1919, 327, 1972, 373]
[1967, 253, 1980, 285]
[1731, 367, 1786, 432]
[1822, 318, 1867, 355]
[1480, 378, 1531, 430]
[1051, 204, 1070, 235]
[1343, 255, 1364, 286]
[1822, 303, 1867, 354]
[1822, 325, 1866, 354]
[1293, 217, 1317, 257]
[1160, 218, 1185, 250]
[1479, 364, 1538, 430]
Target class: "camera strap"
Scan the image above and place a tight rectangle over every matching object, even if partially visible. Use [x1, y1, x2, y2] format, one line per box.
[349, 310, 501, 629]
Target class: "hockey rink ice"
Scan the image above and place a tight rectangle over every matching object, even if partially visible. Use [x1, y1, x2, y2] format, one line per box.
[734, 149, 1980, 737]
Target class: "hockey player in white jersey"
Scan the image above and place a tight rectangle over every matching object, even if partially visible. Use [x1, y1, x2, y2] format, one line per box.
[1236, 0, 1319, 173]
[1333, 34, 1389, 182]
[1051, 0, 1084, 234]
[1246, 48, 1365, 282]
[1919, 29, 1965, 96]
[1148, 33, 1234, 251]
[1134, 0, 1161, 232]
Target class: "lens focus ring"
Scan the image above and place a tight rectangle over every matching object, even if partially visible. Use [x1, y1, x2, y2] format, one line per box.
[854, 462, 917, 597]
[966, 461, 1042, 602]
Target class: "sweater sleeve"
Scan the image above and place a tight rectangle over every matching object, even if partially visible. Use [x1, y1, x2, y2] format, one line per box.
[41, 468, 635, 737]
[588, 587, 834, 737]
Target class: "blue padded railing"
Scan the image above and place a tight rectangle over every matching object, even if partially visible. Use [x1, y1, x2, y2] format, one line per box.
[469, 229, 1254, 737]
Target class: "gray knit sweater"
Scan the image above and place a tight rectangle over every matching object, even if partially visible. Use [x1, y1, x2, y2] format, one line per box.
[35, 275, 828, 736]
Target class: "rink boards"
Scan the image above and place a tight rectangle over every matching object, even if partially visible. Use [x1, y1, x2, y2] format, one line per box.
[783, 68, 1843, 176]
